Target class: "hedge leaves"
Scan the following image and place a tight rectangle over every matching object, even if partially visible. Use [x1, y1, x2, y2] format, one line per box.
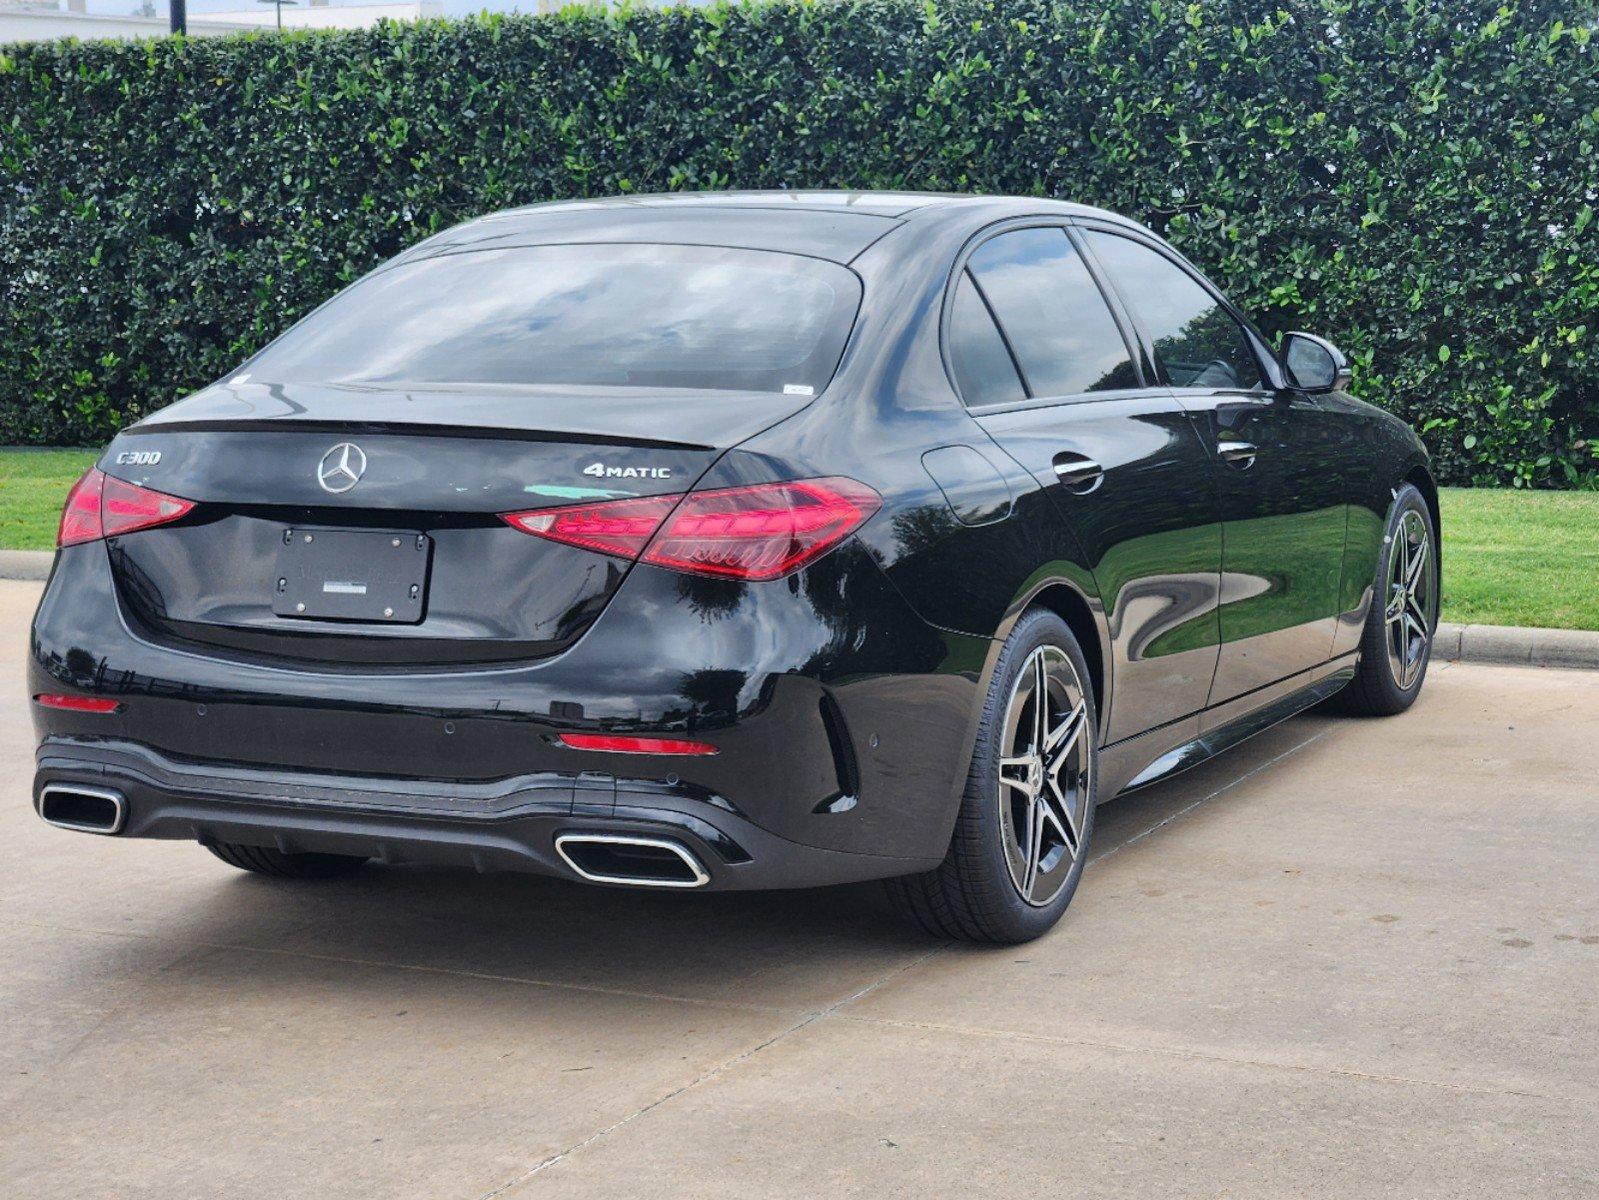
[2, 0, 1596, 486]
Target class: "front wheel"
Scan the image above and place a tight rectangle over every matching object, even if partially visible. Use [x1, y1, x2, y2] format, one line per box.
[885, 609, 1098, 943]
[1332, 483, 1438, 716]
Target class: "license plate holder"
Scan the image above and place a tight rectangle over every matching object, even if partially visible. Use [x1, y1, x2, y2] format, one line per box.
[273, 529, 431, 624]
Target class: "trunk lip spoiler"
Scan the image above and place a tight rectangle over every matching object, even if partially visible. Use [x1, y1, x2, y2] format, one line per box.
[120, 419, 714, 453]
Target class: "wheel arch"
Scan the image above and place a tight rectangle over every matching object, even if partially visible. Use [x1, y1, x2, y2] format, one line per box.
[1013, 581, 1109, 730]
[1402, 462, 1441, 547]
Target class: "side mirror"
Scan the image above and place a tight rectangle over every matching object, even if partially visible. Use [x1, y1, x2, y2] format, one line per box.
[1280, 331, 1352, 394]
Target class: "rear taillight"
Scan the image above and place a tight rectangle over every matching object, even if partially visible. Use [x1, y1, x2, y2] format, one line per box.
[57, 467, 196, 548]
[501, 477, 880, 582]
[501, 493, 680, 559]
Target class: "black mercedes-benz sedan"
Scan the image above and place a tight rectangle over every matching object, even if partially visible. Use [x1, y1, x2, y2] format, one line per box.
[29, 192, 1439, 942]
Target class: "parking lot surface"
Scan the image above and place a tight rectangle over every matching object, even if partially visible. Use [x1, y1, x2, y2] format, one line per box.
[1, 578, 1594, 1197]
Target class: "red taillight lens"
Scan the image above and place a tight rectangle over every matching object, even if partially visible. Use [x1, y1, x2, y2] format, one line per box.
[57, 468, 105, 547]
[57, 467, 196, 548]
[643, 479, 881, 580]
[501, 477, 880, 582]
[556, 733, 718, 756]
[34, 693, 121, 714]
[501, 493, 680, 559]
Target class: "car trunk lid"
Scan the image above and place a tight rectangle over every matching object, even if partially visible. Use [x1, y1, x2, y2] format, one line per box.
[98, 405, 740, 668]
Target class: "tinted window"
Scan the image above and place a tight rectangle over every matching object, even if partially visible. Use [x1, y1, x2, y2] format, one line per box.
[1086, 232, 1263, 390]
[246, 244, 862, 396]
[948, 270, 1025, 406]
[966, 228, 1138, 398]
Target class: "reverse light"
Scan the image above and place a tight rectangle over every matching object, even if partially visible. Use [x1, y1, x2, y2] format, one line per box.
[556, 733, 719, 756]
[501, 477, 881, 582]
[57, 467, 196, 548]
[34, 694, 121, 714]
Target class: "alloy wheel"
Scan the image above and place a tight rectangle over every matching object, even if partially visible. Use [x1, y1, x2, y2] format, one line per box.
[997, 645, 1092, 906]
[1385, 509, 1433, 690]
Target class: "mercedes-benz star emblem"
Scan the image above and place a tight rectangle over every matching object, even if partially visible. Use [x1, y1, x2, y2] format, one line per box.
[317, 443, 367, 494]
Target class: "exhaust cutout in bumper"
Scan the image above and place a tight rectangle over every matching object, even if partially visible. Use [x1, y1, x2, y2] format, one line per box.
[554, 833, 710, 889]
[37, 784, 127, 835]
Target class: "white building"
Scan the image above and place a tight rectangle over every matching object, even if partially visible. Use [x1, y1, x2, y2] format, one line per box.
[0, 0, 442, 43]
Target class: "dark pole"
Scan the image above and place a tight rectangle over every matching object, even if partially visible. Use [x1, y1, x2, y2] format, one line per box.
[169, 0, 186, 34]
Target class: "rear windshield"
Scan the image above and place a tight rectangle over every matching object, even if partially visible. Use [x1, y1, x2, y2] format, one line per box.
[245, 243, 862, 396]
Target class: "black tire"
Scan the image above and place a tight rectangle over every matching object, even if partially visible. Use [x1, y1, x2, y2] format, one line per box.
[206, 842, 369, 879]
[1330, 482, 1438, 716]
[885, 609, 1099, 943]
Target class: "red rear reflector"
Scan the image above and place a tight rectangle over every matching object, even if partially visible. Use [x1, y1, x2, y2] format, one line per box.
[34, 694, 121, 714]
[501, 477, 880, 582]
[556, 733, 718, 756]
[57, 467, 196, 548]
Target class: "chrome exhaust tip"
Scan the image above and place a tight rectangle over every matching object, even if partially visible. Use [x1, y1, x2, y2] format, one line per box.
[37, 783, 127, 835]
[554, 833, 709, 889]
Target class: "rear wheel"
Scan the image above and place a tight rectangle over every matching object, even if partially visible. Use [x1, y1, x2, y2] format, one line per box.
[1332, 483, 1437, 716]
[206, 842, 368, 879]
[886, 609, 1097, 943]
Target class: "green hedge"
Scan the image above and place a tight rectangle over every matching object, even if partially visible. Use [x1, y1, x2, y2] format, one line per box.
[2, 0, 1596, 486]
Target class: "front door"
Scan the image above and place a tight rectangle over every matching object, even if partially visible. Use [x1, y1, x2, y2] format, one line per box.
[1081, 228, 1348, 707]
[947, 224, 1223, 744]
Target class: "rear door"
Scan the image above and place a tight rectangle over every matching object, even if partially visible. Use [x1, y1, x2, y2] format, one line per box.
[1081, 228, 1349, 706]
[952, 224, 1223, 744]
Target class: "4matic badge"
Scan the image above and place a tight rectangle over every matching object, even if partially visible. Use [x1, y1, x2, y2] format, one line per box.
[582, 462, 673, 480]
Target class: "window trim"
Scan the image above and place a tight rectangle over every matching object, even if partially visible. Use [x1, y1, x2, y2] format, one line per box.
[955, 267, 1029, 405]
[938, 218, 1153, 414]
[1073, 220, 1283, 396]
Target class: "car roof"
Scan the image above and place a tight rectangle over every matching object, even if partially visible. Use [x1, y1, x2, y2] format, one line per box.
[401, 191, 1144, 266]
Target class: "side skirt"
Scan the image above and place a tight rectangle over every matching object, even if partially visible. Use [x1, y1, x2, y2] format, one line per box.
[1098, 653, 1357, 800]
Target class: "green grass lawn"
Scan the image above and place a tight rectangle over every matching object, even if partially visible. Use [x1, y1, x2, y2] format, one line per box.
[0, 449, 1594, 629]
[0, 448, 96, 551]
[1438, 486, 1598, 631]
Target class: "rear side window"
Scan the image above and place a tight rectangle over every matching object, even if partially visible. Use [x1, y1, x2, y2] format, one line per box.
[964, 227, 1138, 399]
[1085, 232, 1264, 391]
[245, 244, 862, 397]
[948, 271, 1025, 406]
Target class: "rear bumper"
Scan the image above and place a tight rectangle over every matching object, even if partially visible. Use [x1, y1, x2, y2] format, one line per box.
[30, 537, 990, 870]
[33, 738, 941, 890]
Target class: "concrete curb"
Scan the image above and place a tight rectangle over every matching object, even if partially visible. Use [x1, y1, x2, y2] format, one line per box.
[0, 549, 51, 581]
[1, 548, 1595, 669]
[1434, 622, 1599, 670]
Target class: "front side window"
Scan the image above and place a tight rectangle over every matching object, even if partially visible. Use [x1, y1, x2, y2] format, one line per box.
[245, 244, 863, 397]
[965, 227, 1139, 399]
[1085, 232, 1263, 391]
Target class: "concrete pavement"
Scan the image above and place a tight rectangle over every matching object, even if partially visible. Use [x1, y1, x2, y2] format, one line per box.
[1, 578, 1594, 1197]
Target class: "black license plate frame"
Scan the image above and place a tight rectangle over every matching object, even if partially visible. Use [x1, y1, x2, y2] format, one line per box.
[273, 528, 432, 624]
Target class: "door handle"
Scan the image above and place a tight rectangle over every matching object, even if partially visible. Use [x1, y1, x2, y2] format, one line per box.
[1217, 440, 1257, 470]
[1051, 452, 1104, 494]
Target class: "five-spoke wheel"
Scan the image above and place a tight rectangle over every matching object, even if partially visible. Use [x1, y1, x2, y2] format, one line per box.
[885, 609, 1099, 943]
[1332, 482, 1437, 716]
[1385, 507, 1433, 690]
[997, 645, 1092, 907]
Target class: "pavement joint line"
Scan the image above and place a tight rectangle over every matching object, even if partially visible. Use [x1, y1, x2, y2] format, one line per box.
[822, 1013, 1588, 1106]
[1087, 728, 1333, 867]
[476, 946, 947, 1197]
[0, 915, 812, 1020]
